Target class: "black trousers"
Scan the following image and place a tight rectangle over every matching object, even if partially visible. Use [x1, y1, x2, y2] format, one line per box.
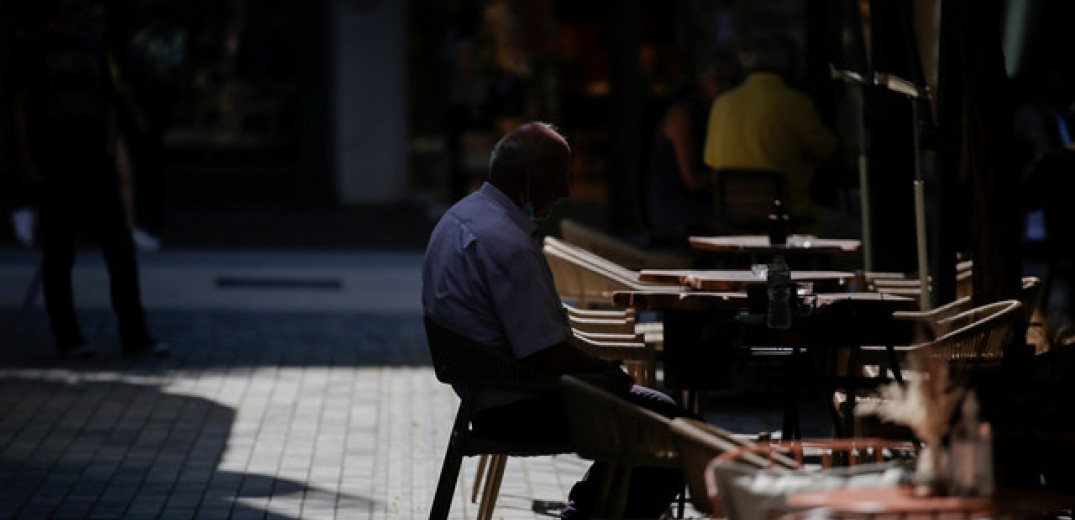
[37, 171, 150, 352]
[474, 384, 696, 519]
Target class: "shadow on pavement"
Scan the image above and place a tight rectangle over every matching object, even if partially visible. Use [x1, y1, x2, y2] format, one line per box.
[0, 308, 430, 368]
[0, 378, 372, 518]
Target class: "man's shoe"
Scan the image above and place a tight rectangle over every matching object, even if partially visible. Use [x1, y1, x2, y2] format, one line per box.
[123, 340, 170, 358]
[58, 343, 95, 359]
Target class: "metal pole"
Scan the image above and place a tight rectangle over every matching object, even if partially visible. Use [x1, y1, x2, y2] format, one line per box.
[830, 66, 874, 271]
[875, 72, 932, 310]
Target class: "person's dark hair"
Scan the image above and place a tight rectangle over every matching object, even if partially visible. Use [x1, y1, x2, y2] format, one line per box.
[696, 47, 743, 86]
[739, 34, 799, 80]
[488, 121, 566, 181]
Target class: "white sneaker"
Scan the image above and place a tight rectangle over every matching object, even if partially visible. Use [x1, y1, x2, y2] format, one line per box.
[132, 227, 161, 251]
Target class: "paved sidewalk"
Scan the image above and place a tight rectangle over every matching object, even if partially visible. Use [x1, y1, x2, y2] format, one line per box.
[1, 307, 592, 520]
[0, 249, 799, 519]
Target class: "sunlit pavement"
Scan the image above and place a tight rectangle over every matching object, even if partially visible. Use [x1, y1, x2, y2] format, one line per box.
[0, 249, 597, 520]
[0, 248, 794, 519]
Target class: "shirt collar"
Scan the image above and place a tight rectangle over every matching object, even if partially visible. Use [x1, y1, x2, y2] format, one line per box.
[745, 72, 785, 86]
[479, 182, 537, 236]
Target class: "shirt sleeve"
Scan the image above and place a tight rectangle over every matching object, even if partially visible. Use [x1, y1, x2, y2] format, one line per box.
[480, 241, 572, 360]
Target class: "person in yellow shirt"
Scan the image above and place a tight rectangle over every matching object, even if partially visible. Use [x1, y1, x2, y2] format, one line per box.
[703, 35, 837, 229]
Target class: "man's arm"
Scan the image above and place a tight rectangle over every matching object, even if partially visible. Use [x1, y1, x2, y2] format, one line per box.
[522, 339, 634, 394]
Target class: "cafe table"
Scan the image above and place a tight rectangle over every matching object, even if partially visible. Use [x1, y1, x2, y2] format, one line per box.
[611, 289, 916, 438]
[785, 485, 1075, 519]
[689, 235, 862, 256]
[689, 235, 862, 269]
[638, 269, 856, 292]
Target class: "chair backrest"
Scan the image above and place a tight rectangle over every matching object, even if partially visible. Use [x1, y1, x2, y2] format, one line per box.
[911, 299, 1023, 374]
[892, 296, 974, 343]
[560, 218, 692, 270]
[572, 332, 655, 387]
[1020, 275, 1053, 353]
[713, 168, 785, 233]
[543, 236, 681, 308]
[669, 418, 798, 513]
[704, 438, 919, 517]
[423, 316, 555, 395]
[559, 375, 679, 468]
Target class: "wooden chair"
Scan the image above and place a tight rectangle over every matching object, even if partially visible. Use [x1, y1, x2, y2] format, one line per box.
[865, 260, 975, 302]
[907, 299, 1023, 376]
[543, 235, 683, 309]
[564, 304, 664, 355]
[573, 332, 657, 388]
[424, 317, 574, 520]
[468, 317, 657, 515]
[704, 439, 919, 518]
[560, 218, 692, 270]
[559, 375, 682, 520]
[834, 300, 1023, 438]
[668, 417, 797, 514]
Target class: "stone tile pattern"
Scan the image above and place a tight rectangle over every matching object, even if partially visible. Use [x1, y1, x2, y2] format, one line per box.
[0, 309, 591, 520]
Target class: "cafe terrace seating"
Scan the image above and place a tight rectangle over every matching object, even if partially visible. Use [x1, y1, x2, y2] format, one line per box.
[668, 417, 798, 515]
[543, 235, 684, 309]
[866, 271, 1051, 352]
[465, 326, 657, 516]
[834, 299, 1024, 439]
[560, 375, 683, 520]
[560, 218, 692, 270]
[423, 317, 574, 520]
[704, 439, 920, 519]
[462, 312, 657, 518]
[564, 303, 664, 350]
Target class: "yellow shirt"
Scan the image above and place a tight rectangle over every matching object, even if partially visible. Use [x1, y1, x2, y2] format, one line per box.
[703, 73, 837, 217]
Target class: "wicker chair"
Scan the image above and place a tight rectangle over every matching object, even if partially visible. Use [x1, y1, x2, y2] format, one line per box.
[560, 218, 692, 271]
[543, 235, 682, 309]
[704, 438, 919, 518]
[424, 317, 574, 520]
[466, 322, 656, 516]
[834, 300, 1023, 439]
[668, 417, 798, 514]
[559, 375, 683, 520]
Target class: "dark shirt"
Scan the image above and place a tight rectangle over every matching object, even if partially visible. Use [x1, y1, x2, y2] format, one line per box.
[11, 25, 114, 173]
[646, 94, 713, 242]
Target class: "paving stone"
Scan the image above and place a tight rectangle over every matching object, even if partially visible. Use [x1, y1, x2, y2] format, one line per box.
[0, 250, 801, 519]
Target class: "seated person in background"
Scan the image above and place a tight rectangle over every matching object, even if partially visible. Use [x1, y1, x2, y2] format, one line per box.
[422, 121, 695, 519]
[703, 34, 837, 232]
[646, 48, 742, 248]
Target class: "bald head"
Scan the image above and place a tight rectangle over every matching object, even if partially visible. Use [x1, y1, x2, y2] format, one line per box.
[488, 122, 572, 220]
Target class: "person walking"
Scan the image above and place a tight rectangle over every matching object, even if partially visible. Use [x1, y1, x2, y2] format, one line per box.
[10, 0, 167, 358]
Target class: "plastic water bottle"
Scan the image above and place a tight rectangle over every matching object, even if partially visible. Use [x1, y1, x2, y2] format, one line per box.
[766, 253, 792, 329]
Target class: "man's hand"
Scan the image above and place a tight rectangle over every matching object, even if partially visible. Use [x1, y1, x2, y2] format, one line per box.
[575, 363, 635, 395]
[522, 341, 636, 394]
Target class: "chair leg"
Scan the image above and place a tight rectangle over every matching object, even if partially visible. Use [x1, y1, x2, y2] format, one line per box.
[430, 440, 465, 520]
[430, 405, 471, 520]
[477, 455, 507, 520]
[593, 463, 617, 519]
[471, 455, 489, 503]
[608, 467, 632, 520]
